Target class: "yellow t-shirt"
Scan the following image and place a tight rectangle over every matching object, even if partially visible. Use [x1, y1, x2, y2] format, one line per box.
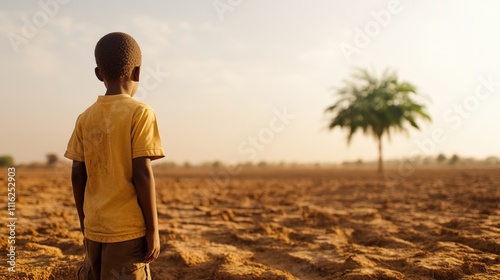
[64, 94, 165, 243]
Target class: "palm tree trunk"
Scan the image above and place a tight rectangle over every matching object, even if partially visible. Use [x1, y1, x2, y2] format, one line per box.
[377, 135, 383, 173]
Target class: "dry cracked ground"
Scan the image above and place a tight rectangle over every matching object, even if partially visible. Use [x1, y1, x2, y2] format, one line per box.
[0, 167, 499, 279]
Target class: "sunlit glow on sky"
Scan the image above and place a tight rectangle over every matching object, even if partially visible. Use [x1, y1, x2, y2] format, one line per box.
[1, 0, 500, 164]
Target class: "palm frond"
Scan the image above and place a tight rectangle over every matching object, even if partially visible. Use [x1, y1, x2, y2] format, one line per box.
[325, 67, 432, 144]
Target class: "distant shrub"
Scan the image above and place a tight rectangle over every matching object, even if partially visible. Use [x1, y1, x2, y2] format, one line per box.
[0, 155, 14, 167]
[436, 153, 447, 164]
[46, 153, 59, 166]
[449, 154, 460, 165]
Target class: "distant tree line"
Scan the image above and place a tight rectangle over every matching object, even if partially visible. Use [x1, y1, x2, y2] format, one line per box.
[0, 155, 14, 167]
[436, 153, 460, 165]
[0, 153, 61, 168]
[156, 155, 500, 169]
[342, 154, 499, 167]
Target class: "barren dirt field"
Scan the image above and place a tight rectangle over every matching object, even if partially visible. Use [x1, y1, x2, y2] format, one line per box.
[1, 166, 499, 279]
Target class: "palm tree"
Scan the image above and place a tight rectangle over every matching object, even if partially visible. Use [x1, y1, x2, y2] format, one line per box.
[325, 68, 431, 173]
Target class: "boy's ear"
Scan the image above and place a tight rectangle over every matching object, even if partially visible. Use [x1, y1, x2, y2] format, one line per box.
[132, 66, 140, 82]
[95, 67, 104, 82]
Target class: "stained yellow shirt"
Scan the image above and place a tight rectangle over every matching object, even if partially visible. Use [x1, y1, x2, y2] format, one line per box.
[64, 94, 164, 243]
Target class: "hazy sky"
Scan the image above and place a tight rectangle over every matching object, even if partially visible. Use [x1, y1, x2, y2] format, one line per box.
[1, 0, 500, 164]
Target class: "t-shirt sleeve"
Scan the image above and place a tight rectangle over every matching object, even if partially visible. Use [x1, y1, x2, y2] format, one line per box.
[131, 106, 165, 160]
[64, 115, 85, 162]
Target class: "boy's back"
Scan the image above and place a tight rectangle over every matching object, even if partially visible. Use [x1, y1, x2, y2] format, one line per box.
[66, 94, 163, 242]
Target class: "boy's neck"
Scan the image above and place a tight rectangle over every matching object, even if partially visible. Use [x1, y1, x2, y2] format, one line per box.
[104, 80, 135, 96]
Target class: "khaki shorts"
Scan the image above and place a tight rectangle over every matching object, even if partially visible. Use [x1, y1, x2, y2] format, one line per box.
[78, 237, 151, 280]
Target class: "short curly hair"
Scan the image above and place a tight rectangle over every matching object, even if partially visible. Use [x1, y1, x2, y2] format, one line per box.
[94, 32, 142, 81]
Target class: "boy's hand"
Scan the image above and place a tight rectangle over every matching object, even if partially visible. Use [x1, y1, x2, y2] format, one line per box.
[144, 231, 160, 263]
[133, 157, 161, 264]
[71, 161, 87, 237]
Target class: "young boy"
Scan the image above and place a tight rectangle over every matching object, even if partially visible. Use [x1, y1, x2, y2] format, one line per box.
[64, 32, 165, 279]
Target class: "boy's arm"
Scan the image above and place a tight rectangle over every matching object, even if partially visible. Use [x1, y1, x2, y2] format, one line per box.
[132, 157, 160, 263]
[71, 161, 87, 234]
